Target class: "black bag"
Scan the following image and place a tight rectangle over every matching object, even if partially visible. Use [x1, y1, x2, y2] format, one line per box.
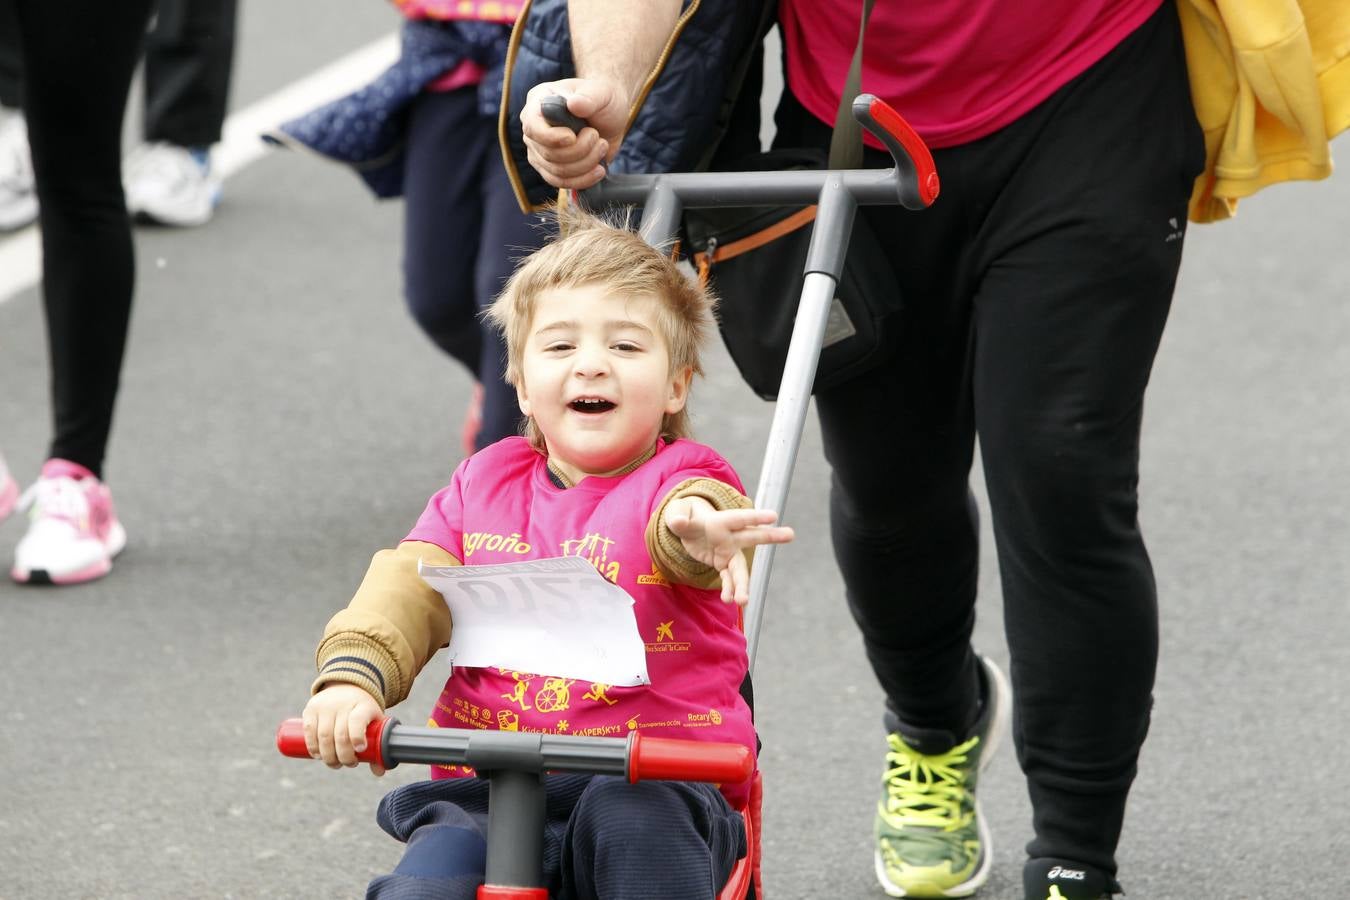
[681, 0, 895, 401]
[683, 148, 900, 401]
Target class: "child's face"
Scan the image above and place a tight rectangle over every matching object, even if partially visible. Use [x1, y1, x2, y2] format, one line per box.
[516, 285, 691, 482]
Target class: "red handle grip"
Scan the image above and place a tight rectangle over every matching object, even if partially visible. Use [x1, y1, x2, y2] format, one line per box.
[627, 733, 754, 785]
[275, 716, 392, 769]
[853, 94, 940, 209]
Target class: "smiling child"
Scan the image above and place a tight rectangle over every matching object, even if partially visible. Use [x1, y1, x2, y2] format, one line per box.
[299, 206, 793, 899]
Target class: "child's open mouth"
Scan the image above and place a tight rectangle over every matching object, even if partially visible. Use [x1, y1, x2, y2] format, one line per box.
[568, 398, 616, 414]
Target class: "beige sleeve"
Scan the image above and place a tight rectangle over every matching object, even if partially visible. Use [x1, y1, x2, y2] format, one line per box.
[644, 477, 753, 590]
[311, 540, 460, 709]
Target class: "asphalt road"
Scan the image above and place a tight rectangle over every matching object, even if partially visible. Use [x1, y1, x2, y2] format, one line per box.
[1, 6, 1348, 899]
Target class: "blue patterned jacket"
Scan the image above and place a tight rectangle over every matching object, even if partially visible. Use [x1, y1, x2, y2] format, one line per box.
[265, 19, 510, 198]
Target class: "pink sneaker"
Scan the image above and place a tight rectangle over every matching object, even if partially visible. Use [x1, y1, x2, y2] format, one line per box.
[11, 459, 127, 585]
[0, 454, 17, 521]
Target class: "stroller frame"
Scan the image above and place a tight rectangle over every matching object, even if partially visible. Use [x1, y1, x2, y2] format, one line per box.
[279, 92, 936, 899]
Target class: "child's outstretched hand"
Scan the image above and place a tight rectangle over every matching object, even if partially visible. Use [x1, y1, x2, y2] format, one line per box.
[665, 497, 794, 605]
[302, 683, 386, 776]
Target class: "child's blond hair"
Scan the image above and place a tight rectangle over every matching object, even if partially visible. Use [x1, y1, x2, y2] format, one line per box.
[486, 205, 717, 451]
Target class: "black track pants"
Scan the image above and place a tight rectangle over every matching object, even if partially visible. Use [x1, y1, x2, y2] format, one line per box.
[775, 1, 1204, 872]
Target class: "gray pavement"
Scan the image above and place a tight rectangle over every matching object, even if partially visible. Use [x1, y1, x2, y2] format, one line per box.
[1, 7, 1349, 899]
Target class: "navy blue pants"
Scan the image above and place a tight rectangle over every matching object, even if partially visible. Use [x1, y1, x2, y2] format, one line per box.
[402, 87, 549, 450]
[368, 775, 747, 900]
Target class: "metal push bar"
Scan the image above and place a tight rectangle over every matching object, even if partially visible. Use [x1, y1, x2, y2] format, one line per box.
[278, 95, 935, 898]
[543, 93, 938, 668]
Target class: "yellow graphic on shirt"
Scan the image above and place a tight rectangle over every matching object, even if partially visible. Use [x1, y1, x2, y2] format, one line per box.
[685, 708, 724, 728]
[462, 530, 531, 558]
[557, 720, 570, 732]
[533, 677, 576, 714]
[426, 717, 439, 727]
[637, 564, 670, 586]
[624, 711, 679, 731]
[560, 532, 622, 584]
[497, 710, 520, 731]
[439, 697, 493, 729]
[501, 674, 533, 710]
[645, 618, 692, 653]
[583, 683, 620, 706]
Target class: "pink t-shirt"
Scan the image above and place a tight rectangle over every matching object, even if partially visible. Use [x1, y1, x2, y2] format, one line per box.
[404, 437, 757, 803]
[779, 0, 1163, 149]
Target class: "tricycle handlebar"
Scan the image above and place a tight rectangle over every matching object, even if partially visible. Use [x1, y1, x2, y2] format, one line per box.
[276, 717, 753, 785]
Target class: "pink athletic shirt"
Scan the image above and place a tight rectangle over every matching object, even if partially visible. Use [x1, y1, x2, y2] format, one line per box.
[779, 0, 1163, 149]
[404, 437, 757, 803]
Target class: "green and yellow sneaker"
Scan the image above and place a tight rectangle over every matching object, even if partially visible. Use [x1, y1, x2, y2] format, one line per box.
[873, 655, 1010, 898]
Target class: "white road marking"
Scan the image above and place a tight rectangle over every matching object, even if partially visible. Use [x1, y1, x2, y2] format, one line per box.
[0, 33, 398, 306]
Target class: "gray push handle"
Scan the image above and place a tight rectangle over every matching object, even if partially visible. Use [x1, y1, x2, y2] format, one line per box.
[537, 92, 937, 669]
[540, 93, 589, 134]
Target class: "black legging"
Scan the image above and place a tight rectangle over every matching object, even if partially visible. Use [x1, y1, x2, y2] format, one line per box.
[9, 0, 153, 478]
[775, 2, 1203, 874]
[0, 1, 234, 147]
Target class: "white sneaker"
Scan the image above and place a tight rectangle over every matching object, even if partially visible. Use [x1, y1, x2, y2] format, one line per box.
[124, 142, 221, 226]
[0, 453, 17, 522]
[0, 106, 38, 232]
[12, 459, 128, 585]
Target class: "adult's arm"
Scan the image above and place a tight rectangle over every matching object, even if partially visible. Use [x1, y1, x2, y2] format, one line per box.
[519, 0, 682, 189]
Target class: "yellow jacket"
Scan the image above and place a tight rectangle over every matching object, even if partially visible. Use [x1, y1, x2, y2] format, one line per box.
[1179, 0, 1350, 222]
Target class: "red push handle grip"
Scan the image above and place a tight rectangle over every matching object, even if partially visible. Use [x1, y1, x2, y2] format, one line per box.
[627, 732, 754, 785]
[853, 94, 940, 209]
[275, 716, 392, 769]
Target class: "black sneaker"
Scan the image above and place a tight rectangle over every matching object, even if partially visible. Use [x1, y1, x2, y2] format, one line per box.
[1023, 858, 1122, 900]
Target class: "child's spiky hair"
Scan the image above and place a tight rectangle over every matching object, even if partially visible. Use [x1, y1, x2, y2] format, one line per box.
[485, 203, 717, 450]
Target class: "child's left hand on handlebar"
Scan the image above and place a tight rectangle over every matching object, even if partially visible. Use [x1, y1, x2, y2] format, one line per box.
[302, 683, 387, 776]
[665, 498, 794, 605]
